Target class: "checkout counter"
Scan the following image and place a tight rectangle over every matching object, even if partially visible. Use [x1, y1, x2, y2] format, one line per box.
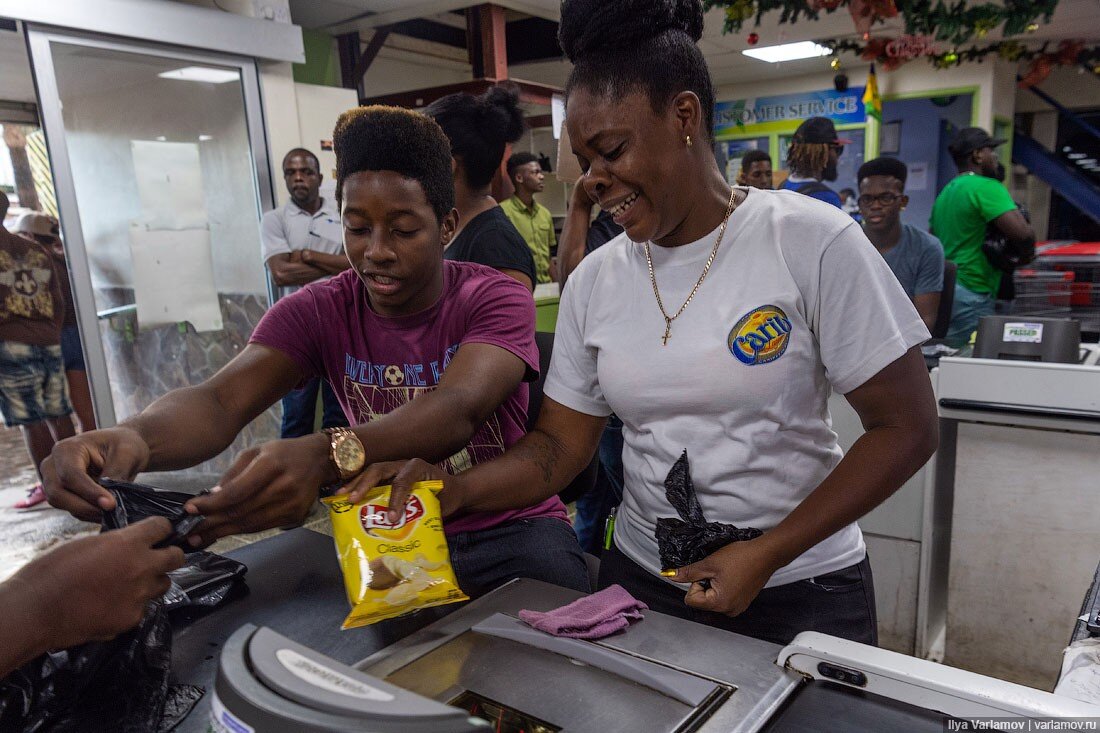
[160, 316, 1100, 729]
[830, 315, 1100, 688]
[173, 529, 1099, 733]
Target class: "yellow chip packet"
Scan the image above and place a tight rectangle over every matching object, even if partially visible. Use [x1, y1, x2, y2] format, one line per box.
[323, 480, 468, 629]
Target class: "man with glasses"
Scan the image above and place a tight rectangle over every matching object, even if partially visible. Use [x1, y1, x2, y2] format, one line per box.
[260, 148, 349, 438]
[930, 128, 1034, 347]
[858, 157, 944, 332]
[780, 117, 848, 208]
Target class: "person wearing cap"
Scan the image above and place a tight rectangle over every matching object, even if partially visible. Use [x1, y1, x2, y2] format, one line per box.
[13, 213, 95, 435]
[930, 127, 1035, 347]
[0, 195, 75, 509]
[780, 117, 850, 208]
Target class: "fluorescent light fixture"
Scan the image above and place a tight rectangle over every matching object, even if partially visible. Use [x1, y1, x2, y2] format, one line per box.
[1068, 152, 1087, 159]
[158, 66, 238, 84]
[199, 135, 213, 141]
[742, 41, 832, 63]
[155, 135, 167, 141]
[1077, 158, 1097, 165]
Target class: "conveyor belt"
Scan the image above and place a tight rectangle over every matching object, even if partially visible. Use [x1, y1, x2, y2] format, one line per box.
[762, 681, 948, 733]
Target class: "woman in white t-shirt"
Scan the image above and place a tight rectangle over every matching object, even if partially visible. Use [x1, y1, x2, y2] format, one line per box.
[354, 0, 937, 646]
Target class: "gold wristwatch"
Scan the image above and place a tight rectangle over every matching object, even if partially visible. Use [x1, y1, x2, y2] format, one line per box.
[322, 427, 365, 480]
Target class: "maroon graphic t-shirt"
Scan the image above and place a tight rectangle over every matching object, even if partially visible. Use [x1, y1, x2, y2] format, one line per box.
[250, 261, 568, 534]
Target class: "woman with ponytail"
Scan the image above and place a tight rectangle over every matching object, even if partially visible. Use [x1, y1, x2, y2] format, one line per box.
[427, 84, 537, 291]
[366, 0, 936, 646]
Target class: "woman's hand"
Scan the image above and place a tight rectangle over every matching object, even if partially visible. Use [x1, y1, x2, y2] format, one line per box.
[337, 459, 462, 522]
[183, 434, 337, 546]
[667, 538, 785, 617]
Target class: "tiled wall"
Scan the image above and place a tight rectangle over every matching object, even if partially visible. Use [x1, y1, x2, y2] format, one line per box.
[99, 293, 281, 476]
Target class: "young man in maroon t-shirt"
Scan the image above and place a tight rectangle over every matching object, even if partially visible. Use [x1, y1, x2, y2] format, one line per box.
[43, 106, 587, 597]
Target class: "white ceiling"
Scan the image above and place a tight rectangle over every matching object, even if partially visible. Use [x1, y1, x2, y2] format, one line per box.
[2, 0, 1097, 108]
[291, 0, 1100, 88]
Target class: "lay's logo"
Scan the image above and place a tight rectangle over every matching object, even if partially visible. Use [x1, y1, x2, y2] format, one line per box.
[728, 305, 793, 365]
[360, 495, 425, 539]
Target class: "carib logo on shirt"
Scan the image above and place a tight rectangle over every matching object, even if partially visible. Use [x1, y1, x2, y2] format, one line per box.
[727, 304, 793, 365]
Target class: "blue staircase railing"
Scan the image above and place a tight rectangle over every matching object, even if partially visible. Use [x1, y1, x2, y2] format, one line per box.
[1013, 129, 1100, 225]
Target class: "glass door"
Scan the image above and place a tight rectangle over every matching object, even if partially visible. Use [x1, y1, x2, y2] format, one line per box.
[26, 28, 279, 475]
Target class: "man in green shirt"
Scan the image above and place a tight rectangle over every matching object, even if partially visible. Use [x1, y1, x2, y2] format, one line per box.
[501, 152, 555, 284]
[930, 128, 1034, 346]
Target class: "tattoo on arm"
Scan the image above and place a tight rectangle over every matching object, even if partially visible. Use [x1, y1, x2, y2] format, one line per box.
[511, 430, 567, 485]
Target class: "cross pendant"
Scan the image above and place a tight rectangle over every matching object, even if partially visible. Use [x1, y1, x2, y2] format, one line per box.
[662, 320, 672, 346]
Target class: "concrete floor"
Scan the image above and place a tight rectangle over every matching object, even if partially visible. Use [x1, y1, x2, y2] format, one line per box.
[0, 425, 331, 583]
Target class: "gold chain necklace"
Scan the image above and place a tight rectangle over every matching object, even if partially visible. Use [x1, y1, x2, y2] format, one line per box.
[645, 187, 740, 345]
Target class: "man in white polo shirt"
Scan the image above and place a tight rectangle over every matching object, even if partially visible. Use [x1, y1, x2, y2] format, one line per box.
[260, 147, 349, 438]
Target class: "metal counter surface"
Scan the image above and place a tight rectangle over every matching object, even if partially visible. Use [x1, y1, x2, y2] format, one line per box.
[170, 528, 457, 733]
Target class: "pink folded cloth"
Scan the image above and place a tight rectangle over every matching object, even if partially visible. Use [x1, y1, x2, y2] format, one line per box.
[518, 584, 648, 639]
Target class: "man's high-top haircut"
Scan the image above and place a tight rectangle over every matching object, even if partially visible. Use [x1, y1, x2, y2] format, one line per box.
[332, 105, 455, 221]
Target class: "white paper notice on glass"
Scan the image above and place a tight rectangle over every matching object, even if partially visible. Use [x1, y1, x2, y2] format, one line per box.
[551, 94, 565, 140]
[129, 227, 223, 332]
[130, 140, 207, 230]
[907, 162, 929, 191]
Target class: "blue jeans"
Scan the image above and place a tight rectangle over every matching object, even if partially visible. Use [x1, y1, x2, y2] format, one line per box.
[448, 517, 590, 598]
[573, 415, 624, 554]
[946, 282, 996, 348]
[60, 325, 85, 371]
[280, 378, 347, 438]
[598, 544, 878, 646]
[0, 342, 72, 427]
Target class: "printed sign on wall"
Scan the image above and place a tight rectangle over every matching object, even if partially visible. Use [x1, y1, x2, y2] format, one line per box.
[714, 88, 866, 139]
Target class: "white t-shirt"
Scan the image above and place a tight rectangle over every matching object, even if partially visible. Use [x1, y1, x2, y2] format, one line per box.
[260, 197, 344, 299]
[544, 187, 929, 587]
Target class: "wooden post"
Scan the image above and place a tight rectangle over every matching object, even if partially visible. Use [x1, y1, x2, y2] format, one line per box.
[478, 4, 508, 82]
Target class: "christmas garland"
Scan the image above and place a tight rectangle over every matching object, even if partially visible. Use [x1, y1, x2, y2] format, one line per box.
[703, 0, 1060, 45]
[825, 37, 1100, 85]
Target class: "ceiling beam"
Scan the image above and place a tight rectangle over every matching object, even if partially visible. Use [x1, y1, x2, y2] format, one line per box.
[362, 77, 560, 109]
[327, 0, 559, 34]
[326, 0, 469, 34]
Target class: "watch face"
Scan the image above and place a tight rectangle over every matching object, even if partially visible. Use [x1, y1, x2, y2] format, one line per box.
[334, 434, 365, 473]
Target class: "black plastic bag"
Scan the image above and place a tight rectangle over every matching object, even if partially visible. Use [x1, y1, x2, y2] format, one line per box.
[100, 479, 247, 612]
[0, 481, 247, 731]
[162, 551, 247, 611]
[0, 605, 172, 732]
[655, 451, 762, 570]
[99, 478, 206, 549]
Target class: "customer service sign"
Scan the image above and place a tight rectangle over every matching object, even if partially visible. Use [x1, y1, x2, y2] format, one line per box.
[714, 88, 866, 137]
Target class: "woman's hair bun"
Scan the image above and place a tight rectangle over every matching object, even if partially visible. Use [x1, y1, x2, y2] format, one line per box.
[478, 83, 525, 144]
[558, 0, 704, 62]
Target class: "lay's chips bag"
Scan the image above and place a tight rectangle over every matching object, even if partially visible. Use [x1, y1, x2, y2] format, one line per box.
[323, 480, 468, 629]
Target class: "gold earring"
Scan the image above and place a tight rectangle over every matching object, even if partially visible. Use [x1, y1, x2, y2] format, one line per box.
[685, 135, 693, 148]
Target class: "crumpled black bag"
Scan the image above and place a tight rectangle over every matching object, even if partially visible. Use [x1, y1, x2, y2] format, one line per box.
[0, 605, 172, 732]
[99, 479, 206, 549]
[655, 451, 763, 570]
[100, 479, 247, 611]
[0, 481, 243, 731]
